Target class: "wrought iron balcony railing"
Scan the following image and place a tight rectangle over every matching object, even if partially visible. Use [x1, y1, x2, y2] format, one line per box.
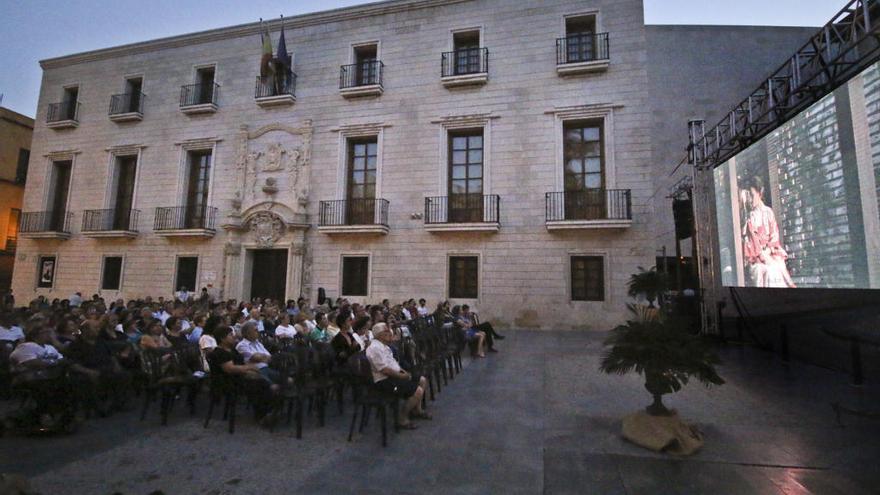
[255, 71, 297, 99]
[20, 210, 72, 234]
[319, 198, 389, 227]
[82, 209, 140, 232]
[154, 206, 217, 231]
[340, 61, 384, 89]
[425, 194, 500, 224]
[109, 92, 145, 115]
[47, 101, 79, 123]
[556, 33, 610, 65]
[180, 82, 219, 107]
[442, 47, 489, 77]
[545, 189, 631, 222]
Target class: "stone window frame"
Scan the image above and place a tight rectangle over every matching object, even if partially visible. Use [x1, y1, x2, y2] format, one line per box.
[339, 252, 372, 300]
[172, 254, 200, 295]
[549, 105, 618, 192]
[432, 114, 497, 197]
[102, 144, 146, 211]
[174, 138, 221, 214]
[349, 40, 382, 65]
[565, 249, 610, 304]
[191, 62, 218, 86]
[561, 9, 603, 38]
[447, 24, 485, 52]
[40, 150, 80, 215]
[99, 254, 126, 293]
[333, 124, 386, 201]
[445, 251, 482, 303]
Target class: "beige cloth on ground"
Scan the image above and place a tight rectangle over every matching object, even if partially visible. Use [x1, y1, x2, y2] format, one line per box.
[621, 411, 704, 456]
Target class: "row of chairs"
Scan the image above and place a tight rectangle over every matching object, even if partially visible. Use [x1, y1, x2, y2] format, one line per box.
[130, 316, 471, 447]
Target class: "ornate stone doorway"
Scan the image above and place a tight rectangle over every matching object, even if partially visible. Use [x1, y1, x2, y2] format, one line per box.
[248, 249, 288, 303]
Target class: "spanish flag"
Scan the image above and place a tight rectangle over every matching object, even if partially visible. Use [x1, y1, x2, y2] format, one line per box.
[260, 19, 274, 78]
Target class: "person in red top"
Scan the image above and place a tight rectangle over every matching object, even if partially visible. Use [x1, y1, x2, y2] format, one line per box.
[741, 176, 795, 288]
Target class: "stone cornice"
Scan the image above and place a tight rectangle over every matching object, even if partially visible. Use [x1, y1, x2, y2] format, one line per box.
[430, 112, 499, 127]
[544, 103, 624, 119]
[40, 0, 471, 70]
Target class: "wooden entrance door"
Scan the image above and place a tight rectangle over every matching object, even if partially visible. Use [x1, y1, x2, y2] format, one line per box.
[250, 249, 288, 303]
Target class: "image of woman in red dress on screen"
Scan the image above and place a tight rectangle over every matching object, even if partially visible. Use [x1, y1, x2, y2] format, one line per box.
[741, 176, 796, 288]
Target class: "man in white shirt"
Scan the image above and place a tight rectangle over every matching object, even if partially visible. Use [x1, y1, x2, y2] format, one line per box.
[234, 321, 283, 386]
[69, 292, 83, 308]
[235, 322, 271, 369]
[10, 320, 64, 372]
[366, 323, 430, 428]
[176, 286, 190, 303]
[0, 315, 25, 344]
[417, 299, 429, 317]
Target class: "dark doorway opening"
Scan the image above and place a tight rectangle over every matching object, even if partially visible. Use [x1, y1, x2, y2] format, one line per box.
[251, 249, 288, 303]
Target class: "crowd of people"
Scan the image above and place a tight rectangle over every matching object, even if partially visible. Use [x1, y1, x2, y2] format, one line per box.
[0, 289, 504, 434]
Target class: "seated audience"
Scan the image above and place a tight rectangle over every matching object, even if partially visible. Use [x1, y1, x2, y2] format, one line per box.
[208, 326, 279, 426]
[366, 323, 430, 429]
[235, 322, 279, 384]
[140, 320, 172, 350]
[274, 313, 297, 340]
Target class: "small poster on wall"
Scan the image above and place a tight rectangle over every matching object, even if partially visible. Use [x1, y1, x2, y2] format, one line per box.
[38, 256, 56, 288]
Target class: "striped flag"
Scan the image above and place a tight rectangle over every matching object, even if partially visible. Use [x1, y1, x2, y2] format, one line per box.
[260, 19, 274, 78]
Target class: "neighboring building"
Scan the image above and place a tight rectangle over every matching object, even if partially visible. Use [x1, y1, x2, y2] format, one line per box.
[9, 0, 822, 330]
[0, 107, 33, 294]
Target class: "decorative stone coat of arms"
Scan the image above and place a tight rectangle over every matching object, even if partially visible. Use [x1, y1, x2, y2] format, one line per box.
[232, 121, 313, 216]
[247, 211, 285, 248]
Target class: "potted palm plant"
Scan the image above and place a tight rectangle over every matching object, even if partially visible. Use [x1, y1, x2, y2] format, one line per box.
[598, 269, 724, 455]
[600, 305, 724, 416]
[626, 266, 669, 308]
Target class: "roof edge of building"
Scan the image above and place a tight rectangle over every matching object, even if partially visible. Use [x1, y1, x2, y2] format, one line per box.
[645, 23, 820, 30]
[0, 107, 35, 128]
[39, 0, 471, 70]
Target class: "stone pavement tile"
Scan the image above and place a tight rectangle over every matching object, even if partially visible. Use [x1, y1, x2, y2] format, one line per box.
[616, 456, 787, 495]
[760, 467, 877, 495]
[543, 451, 627, 495]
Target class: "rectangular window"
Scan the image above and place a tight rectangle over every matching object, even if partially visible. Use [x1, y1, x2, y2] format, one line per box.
[101, 256, 123, 291]
[5, 209, 20, 252]
[448, 129, 484, 222]
[112, 155, 138, 230]
[37, 255, 56, 289]
[571, 256, 604, 301]
[62, 86, 79, 119]
[175, 256, 198, 293]
[449, 255, 478, 299]
[565, 15, 597, 63]
[195, 67, 215, 104]
[563, 120, 605, 220]
[184, 150, 212, 228]
[346, 137, 378, 225]
[49, 160, 72, 231]
[353, 44, 378, 86]
[341, 256, 369, 296]
[15, 148, 29, 184]
[124, 77, 143, 112]
[452, 30, 481, 75]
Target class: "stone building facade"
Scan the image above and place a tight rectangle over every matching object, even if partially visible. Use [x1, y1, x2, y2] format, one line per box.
[14, 0, 655, 330]
[0, 107, 32, 293]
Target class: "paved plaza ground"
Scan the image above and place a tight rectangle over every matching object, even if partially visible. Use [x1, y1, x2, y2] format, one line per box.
[2, 330, 879, 494]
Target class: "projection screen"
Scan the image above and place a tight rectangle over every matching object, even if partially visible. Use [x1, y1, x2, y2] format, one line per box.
[714, 60, 880, 289]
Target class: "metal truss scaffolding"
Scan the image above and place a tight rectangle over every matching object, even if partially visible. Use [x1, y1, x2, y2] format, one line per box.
[688, 0, 880, 170]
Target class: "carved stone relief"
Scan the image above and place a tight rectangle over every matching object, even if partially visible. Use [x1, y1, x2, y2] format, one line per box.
[232, 121, 313, 216]
[246, 211, 286, 248]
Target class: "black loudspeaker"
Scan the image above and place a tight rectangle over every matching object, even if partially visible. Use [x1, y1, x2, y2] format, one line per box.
[317, 287, 327, 305]
[673, 199, 694, 240]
